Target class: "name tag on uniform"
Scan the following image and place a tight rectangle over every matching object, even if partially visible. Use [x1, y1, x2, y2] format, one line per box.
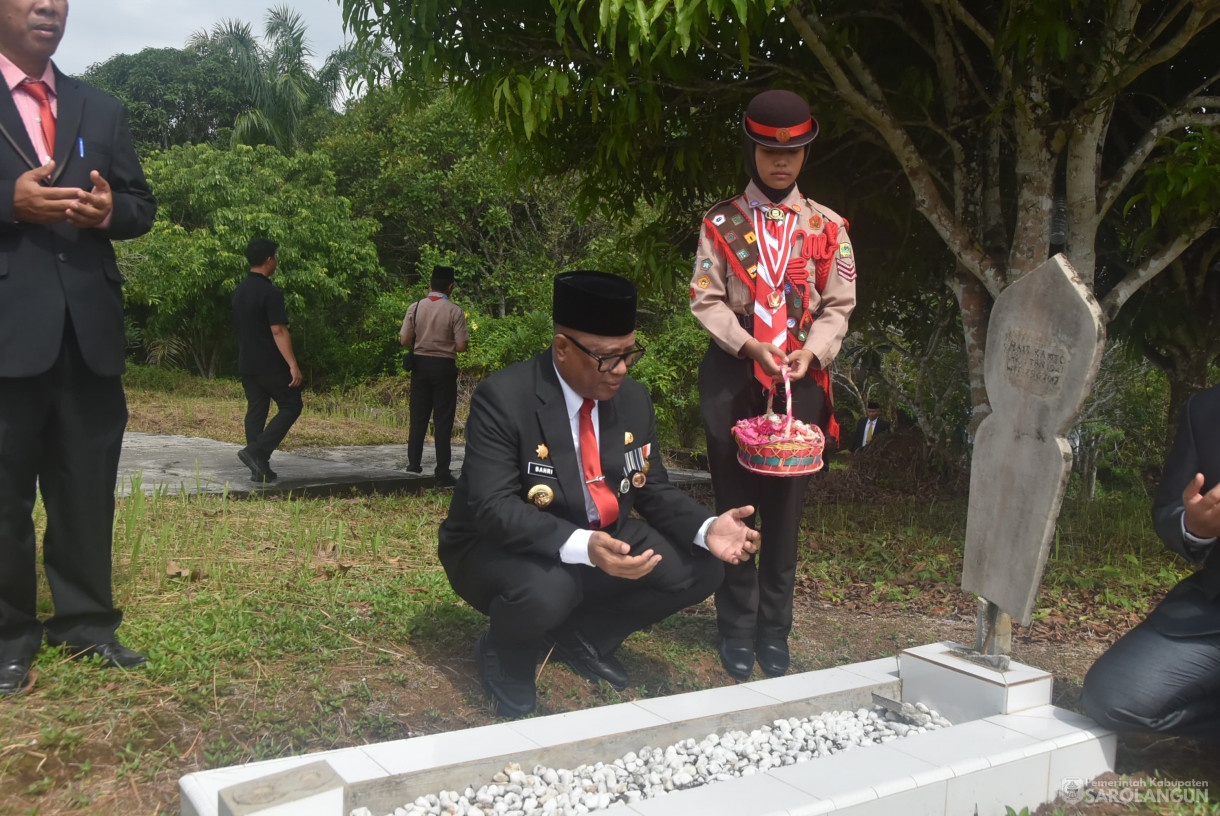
[527, 462, 556, 479]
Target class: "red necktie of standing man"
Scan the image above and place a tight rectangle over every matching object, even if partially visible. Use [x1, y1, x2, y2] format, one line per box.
[20, 79, 55, 159]
[579, 399, 619, 529]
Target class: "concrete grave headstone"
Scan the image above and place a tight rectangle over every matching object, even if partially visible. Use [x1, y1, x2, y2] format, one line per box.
[962, 253, 1104, 629]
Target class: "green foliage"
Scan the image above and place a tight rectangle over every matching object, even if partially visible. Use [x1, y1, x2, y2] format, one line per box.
[119, 143, 382, 379]
[460, 310, 555, 372]
[319, 88, 612, 311]
[79, 47, 249, 154]
[1070, 345, 1170, 496]
[632, 310, 710, 449]
[1128, 127, 1220, 231]
[194, 5, 354, 154]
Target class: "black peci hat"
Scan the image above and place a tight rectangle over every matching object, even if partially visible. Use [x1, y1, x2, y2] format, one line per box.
[553, 270, 637, 337]
[431, 265, 456, 288]
[743, 90, 819, 148]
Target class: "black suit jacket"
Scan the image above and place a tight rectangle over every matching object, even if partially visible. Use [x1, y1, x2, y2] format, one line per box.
[439, 349, 713, 573]
[1150, 385, 1220, 634]
[850, 416, 891, 451]
[0, 66, 156, 378]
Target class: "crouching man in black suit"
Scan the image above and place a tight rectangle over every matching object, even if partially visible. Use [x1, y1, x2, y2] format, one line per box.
[1081, 385, 1220, 741]
[0, 0, 157, 695]
[439, 271, 760, 716]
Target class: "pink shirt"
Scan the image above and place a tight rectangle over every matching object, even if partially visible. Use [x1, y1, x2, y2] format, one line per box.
[0, 52, 112, 229]
[0, 52, 57, 164]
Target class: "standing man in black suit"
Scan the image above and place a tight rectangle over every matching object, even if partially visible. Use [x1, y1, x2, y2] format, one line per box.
[849, 402, 890, 451]
[232, 237, 303, 482]
[440, 271, 761, 716]
[1081, 384, 1220, 740]
[0, 0, 157, 695]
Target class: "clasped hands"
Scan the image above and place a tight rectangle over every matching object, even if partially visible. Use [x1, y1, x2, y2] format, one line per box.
[14, 160, 113, 228]
[743, 338, 816, 383]
[1182, 473, 1220, 539]
[589, 505, 760, 579]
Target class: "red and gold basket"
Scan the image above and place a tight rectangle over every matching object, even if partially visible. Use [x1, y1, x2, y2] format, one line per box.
[731, 367, 826, 476]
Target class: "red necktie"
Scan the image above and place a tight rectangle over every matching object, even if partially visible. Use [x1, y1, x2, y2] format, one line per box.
[579, 399, 619, 529]
[20, 80, 55, 158]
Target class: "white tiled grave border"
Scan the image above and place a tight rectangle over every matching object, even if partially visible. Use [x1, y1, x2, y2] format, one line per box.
[180, 643, 1115, 816]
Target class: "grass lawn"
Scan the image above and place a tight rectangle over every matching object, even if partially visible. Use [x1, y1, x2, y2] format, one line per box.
[0, 370, 1214, 815]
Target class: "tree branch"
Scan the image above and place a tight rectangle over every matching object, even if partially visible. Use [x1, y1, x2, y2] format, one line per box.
[786, 2, 1005, 296]
[1100, 214, 1220, 319]
[1098, 104, 1220, 222]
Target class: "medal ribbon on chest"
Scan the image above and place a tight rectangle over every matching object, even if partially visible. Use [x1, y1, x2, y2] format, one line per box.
[751, 205, 797, 329]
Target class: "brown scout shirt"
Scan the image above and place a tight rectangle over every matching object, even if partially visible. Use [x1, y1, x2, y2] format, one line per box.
[690, 182, 856, 370]
[400, 294, 469, 360]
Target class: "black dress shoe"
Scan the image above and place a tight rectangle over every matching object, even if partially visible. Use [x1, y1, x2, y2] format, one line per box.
[434, 472, 457, 488]
[55, 641, 147, 669]
[547, 630, 629, 691]
[260, 458, 278, 481]
[719, 637, 754, 681]
[0, 656, 33, 696]
[475, 632, 536, 717]
[756, 638, 790, 677]
[405, 464, 423, 474]
[238, 448, 272, 482]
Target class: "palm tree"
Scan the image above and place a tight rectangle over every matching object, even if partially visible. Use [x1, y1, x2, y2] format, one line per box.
[190, 5, 355, 153]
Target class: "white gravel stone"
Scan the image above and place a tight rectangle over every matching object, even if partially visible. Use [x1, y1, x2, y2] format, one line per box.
[358, 704, 946, 816]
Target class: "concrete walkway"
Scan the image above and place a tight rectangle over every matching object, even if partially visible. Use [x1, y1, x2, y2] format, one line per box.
[117, 432, 710, 498]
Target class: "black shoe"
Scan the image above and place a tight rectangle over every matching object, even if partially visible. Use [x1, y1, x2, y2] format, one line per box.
[405, 464, 423, 474]
[756, 638, 790, 677]
[475, 632, 536, 717]
[435, 472, 457, 488]
[238, 448, 272, 482]
[0, 656, 33, 696]
[719, 637, 754, 681]
[54, 641, 147, 669]
[547, 630, 628, 691]
[260, 458, 278, 481]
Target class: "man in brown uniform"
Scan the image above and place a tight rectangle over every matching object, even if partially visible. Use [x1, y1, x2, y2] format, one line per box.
[690, 89, 857, 680]
[401, 265, 469, 487]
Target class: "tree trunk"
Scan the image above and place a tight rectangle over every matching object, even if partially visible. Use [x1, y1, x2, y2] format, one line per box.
[947, 268, 992, 435]
[1163, 352, 1211, 455]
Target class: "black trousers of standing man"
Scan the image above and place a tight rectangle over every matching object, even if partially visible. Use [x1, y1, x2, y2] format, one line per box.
[699, 341, 826, 641]
[408, 355, 458, 477]
[242, 372, 303, 464]
[0, 320, 127, 662]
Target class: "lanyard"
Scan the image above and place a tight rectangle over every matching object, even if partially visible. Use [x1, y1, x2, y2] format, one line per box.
[752, 206, 797, 291]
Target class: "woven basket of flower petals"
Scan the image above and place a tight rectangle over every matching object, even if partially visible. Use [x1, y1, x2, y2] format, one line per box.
[731, 366, 826, 476]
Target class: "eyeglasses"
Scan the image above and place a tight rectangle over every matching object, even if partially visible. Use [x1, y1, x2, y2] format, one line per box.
[559, 333, 647, 372]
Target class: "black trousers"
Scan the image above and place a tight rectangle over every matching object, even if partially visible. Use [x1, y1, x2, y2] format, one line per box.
[699, 341, 826, 641]
[445, 517, 723, 664]
[1081, 581, 1220, 742]
[242, 372, 303, 462]
[408, 355, 458, 476]
[0, 321, 127, 661]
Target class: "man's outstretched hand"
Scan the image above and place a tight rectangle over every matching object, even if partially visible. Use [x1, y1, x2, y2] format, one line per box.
[706, 505, 760, 564]
[65, 170, 114, 228]
[589, 531, 662, 579]
[1183, 473, 1220, 539]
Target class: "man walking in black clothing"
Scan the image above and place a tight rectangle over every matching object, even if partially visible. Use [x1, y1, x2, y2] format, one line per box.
[232, 237, 302, 482]
[401, 265, 469, 487]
